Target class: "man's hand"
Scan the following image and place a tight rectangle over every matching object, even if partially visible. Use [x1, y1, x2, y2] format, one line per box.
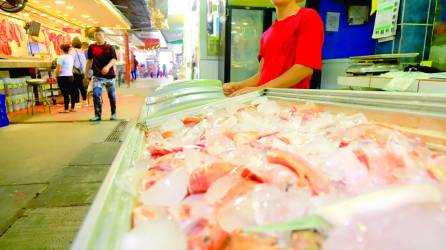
[223, 82, 242, 96]
[101, 66, 110, 75]
[229, 87, 260, 97]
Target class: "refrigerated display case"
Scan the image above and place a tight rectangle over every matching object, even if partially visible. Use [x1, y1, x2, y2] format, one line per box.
[140, 79, 225, 121]
[72, 89, 446, 250]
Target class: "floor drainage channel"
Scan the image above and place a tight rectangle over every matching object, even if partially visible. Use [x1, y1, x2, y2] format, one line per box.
[104, 121, 129, 143]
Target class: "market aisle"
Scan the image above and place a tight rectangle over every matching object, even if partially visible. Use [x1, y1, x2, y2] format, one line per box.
[7, 78, 163, 124]
[0, 78, 163, 249]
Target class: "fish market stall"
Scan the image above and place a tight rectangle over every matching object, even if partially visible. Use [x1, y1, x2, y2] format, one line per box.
[73, 89, 446, 250]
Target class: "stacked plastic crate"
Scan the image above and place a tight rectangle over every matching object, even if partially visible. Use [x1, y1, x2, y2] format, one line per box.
[2, 77, 30, 113]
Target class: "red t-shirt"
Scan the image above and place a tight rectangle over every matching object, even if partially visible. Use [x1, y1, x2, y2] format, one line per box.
[258, 8, 324, 89]
[87, 43, 117, 79]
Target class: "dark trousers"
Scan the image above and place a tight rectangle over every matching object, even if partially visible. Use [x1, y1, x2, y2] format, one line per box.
[73, 73, 86, 102]
[93, 77, 116, 117]
[131, 70, 137, 80]
[57, 76, 75, 110]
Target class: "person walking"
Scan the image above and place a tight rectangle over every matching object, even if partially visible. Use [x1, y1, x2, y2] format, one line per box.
[84, 28, 118, 121]
[131, 55, 138, 80]
[162, 64, 167, 78]
[172, 63, 179, 81]
[71, 37, 87, 106]
[149, 63, 155, 79]
[55, 44, 76, 113]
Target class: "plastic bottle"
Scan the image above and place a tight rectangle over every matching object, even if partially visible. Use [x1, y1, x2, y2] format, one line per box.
[20, 94, 26, 110]
[20, 78, 28, 94]
[17, 94, 22, 110]
[0, 80, 4, 95]
[9, 80, 15, 97]
[17, 79, 24, 94]
[12, 95, 19, 112]
[6, 96, 13, 113]
[4, 78, 12, 97]
[14, 79, 19, 96]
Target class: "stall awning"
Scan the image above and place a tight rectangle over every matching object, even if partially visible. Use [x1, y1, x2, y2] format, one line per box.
[26, 0, 131, 29]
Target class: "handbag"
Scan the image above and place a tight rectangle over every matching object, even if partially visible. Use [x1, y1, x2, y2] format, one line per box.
[73, 50, 84, 75]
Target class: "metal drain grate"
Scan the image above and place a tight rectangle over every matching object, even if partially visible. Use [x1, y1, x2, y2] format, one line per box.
[104, 121, 129, 143]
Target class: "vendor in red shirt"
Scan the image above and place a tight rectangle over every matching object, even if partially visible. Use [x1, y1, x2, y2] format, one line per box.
[224, 0, 324, 96]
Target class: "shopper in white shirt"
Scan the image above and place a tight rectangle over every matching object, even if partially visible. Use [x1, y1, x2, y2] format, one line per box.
[55, 44, 76, 113]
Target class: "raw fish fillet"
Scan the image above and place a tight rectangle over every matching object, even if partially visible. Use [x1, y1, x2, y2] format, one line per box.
[123, 98, 446, 250]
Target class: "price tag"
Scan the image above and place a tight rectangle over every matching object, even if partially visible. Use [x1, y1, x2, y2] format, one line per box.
[420, 61, 433, 67]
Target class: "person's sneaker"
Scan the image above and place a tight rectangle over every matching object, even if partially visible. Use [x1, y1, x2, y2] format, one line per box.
[90, 116, 101, 122]
[110, 114, 118, 121]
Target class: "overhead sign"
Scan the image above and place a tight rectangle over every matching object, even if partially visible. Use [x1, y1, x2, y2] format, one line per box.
[63, 28, 81, 34]
[144, 38, 160, 49]
[372, 0, 400, 39]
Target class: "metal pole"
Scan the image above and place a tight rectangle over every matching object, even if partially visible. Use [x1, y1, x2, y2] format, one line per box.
[124, 31, 131, 87]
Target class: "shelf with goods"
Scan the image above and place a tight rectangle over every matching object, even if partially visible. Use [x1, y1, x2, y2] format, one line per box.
[73, 86, 446, 249]
[1, 1, 134, 114]
[1, 77, 30, 113]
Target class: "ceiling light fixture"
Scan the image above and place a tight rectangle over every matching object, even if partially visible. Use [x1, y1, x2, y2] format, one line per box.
[82, 15, 90, 18]
[66, 6, 73, 9]
[55, 1, 65, 4]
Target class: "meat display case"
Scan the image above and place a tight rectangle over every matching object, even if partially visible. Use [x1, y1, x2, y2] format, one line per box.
[72, 88, 446, 250]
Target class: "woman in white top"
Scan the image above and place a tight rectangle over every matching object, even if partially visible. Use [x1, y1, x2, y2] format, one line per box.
[72, 37, 87, 106]
[55, 44, 75, 113]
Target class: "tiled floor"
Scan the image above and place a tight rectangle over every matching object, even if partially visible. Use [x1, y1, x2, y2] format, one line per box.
[0, 79, 160, 249]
